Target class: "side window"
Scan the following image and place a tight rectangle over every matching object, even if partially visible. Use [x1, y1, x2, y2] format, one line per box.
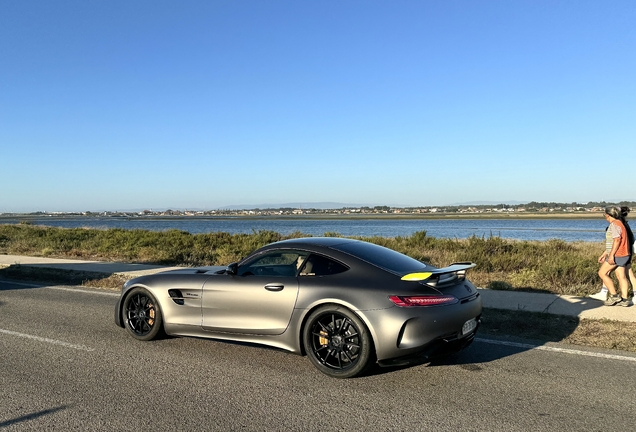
[238, 250, 309, 277]
[299, 254, 348, 277]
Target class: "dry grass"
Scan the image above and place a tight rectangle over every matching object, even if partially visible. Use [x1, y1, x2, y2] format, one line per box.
[0, 224, 624, 297]
[564, 319, 636, 352]
[80, 274, 127, 291]
[481, 308, 636, 352]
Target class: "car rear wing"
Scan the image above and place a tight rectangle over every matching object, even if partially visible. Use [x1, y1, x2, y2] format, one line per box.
[401, 262, 476, 282]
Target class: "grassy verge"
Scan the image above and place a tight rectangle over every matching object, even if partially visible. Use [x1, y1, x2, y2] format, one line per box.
[0, 223, 616, 297]
[481, 308, 636, 353]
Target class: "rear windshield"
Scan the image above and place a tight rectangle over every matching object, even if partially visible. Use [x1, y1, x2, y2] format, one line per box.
[330, 241, 429, 274]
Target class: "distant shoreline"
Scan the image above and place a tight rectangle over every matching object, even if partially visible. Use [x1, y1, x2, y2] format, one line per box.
[0, 212, 603, 221]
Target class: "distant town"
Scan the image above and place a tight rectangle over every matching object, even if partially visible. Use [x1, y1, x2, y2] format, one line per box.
[3, 201, 635, 218]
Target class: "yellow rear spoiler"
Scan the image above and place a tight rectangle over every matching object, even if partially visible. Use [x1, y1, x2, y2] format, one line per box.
[401, 272, 433, 281]
[401, 262, 476, 282]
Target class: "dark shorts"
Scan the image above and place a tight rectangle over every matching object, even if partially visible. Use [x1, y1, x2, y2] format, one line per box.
[615, 255, 632, 267]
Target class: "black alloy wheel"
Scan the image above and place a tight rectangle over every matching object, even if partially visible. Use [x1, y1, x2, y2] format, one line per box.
[303, 305, 373, 378]
[123, 288, 163, 341]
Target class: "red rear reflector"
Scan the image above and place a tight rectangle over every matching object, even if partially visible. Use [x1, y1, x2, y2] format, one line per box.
[389, 295, 458, 307]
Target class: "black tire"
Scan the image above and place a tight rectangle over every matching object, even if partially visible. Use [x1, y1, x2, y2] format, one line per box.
[303, 305, 374, 378]
[122, 288, 164, 341]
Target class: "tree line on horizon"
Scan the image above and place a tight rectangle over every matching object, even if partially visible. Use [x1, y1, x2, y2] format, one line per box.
[6, 200, 636, 216]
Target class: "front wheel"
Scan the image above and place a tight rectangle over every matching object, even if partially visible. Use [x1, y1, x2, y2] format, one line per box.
[303, 305, 374, 378]
[122, 288, 164, 341]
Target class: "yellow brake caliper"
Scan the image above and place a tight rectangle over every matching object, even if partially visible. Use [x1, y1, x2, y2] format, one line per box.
[148, 303, 155, 326]
[319, 330, 328, 346]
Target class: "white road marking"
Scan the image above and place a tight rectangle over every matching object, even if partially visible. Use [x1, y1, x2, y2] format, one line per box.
[0, 328, 95, 352]
[0, 280, 41, 288]
[1, 280, 120, 297]
[476, 338, 636, 363]
[49, 286, 120, 297]
[0, 280, 120, 297]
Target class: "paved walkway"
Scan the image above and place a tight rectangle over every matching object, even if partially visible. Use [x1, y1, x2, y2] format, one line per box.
[1, 254, 634, 322]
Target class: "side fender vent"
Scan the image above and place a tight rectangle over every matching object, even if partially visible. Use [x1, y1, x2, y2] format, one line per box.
[168, 289, 185, 305]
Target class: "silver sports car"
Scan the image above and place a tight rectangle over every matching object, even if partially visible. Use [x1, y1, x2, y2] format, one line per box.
[114, 237, 482, 378]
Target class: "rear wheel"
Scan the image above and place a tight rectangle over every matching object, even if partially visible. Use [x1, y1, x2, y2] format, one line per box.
[303, 305, 374, 378]
[122, 288, 163, 341]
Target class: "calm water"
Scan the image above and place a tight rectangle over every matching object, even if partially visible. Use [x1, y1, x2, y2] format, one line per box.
[0, 217, 610, 242]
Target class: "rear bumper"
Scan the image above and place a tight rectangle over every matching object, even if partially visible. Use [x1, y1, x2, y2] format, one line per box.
[362, 292, 482, 363]
[377, 320, 480, 367]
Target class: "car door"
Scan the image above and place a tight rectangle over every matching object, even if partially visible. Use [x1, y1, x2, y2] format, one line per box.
[201, 250, 307, 335]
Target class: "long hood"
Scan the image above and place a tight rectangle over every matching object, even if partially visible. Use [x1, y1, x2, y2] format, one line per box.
[159, 266, 226, 275]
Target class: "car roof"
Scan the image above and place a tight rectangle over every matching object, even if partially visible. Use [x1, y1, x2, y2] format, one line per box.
[271, 237, 356, 248]
[253, 237, 363, 259]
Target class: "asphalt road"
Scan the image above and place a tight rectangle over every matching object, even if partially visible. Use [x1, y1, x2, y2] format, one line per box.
[1, 279, 635, 431]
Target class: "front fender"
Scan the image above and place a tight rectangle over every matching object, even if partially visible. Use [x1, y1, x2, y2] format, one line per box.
[113, 277, 151, 328]
[114, 295, 125, 327]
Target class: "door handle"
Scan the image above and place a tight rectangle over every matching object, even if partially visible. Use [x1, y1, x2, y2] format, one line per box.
[264, 284, 284, 292]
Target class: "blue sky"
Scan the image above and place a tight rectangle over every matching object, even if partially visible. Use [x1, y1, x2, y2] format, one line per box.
[1, 1, 635, 212]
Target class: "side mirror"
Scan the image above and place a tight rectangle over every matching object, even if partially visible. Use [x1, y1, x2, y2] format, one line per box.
[226, 262, 238, 275]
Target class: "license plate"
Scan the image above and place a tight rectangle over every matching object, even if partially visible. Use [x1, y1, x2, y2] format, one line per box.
[462, 318, 477, 335]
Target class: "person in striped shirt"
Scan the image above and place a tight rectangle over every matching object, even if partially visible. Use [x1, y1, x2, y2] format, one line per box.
[598, 206, 632, 306]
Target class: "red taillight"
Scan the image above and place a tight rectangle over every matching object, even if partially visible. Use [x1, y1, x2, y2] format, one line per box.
[389, 295, 458, 307]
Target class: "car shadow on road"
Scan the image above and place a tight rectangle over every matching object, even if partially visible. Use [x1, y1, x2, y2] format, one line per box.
[369, 336, 559, 377]
[0, 405, 71, 428]
[369, 342, 535, 377]
[369, 303, 590, 376]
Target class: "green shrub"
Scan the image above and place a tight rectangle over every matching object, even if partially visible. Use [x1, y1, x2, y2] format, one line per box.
[486, 281, 514, 290]
[0, 224, 604, 296]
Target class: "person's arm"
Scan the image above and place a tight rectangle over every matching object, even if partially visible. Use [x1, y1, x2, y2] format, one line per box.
[608, 243, 619, 265]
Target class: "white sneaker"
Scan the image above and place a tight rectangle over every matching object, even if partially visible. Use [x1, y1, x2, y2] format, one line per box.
[589, 290, 608, 301]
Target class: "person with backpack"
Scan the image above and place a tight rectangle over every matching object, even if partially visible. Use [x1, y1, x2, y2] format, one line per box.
[620, 206, 636, 302]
